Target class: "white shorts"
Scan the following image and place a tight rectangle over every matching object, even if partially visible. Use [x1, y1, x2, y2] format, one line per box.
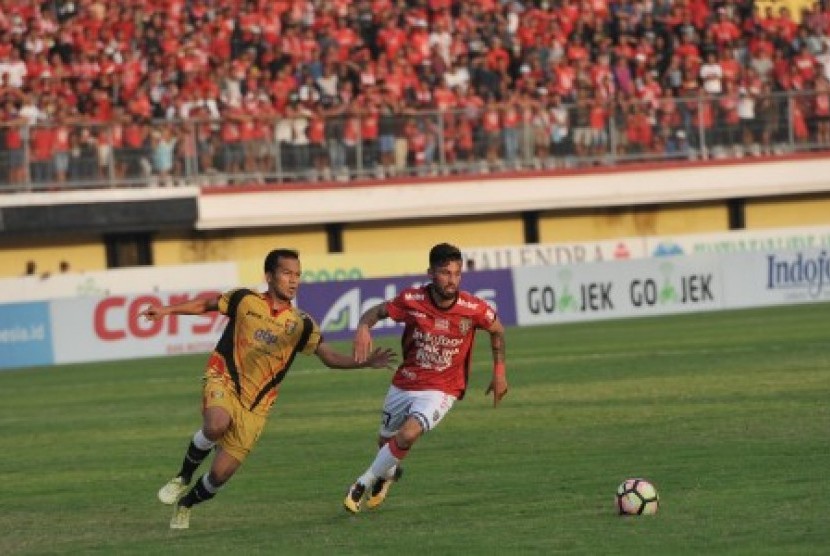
[378, 385, 456, 438]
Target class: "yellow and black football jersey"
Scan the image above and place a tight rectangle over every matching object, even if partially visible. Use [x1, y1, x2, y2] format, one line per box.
[205, 288, 322, 416]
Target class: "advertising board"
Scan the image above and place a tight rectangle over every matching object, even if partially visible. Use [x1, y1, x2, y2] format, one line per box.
[298, 270, 517, 342]
[0, 302, 54, 370]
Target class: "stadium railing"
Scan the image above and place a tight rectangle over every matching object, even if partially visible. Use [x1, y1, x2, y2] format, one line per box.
[0, 89, 826, 192]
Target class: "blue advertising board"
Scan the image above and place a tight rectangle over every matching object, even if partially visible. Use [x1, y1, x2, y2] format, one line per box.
[0, 301, 55, 370]
[297, 270, 517, 342]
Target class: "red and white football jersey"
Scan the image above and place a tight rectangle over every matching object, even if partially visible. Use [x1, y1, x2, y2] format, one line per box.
[385, 285, 497, 399]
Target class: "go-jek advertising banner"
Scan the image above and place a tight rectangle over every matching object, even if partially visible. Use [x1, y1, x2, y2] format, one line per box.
[513, 256, 724, 325]
[297, 270, 518, 342]
[0, 302, 54, 370]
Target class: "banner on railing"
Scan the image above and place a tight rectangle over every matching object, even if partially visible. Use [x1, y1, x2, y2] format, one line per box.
[2, 249, 829, 371]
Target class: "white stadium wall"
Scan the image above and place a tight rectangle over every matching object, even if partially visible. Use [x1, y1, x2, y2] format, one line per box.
[195, 157, 830, 229]
[0, 262, 238, 304]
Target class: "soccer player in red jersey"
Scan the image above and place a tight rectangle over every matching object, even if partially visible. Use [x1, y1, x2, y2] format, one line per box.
[343, 243, 508, 513]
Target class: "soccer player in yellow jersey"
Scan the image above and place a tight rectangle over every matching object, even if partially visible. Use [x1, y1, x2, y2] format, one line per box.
[139, 249, 395, 530]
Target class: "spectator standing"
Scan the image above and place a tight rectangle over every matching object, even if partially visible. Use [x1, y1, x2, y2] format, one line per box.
[3, 100, 27, 185]
[548, 93, 570, 164]
[571, 89, 592, 159]
[755, 82, 781, 155]
[700, 52, 724, 95]
[737, 83, 758, 155]
[815, 76, 830, 145]
[30, 122, 54, 184]
[501, 92, 521, 169]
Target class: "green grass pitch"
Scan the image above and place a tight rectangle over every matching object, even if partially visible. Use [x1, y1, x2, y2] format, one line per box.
[1, 303, 829, 555]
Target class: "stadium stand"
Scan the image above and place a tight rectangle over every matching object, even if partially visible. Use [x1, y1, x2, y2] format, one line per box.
[0, 0, 829, 190]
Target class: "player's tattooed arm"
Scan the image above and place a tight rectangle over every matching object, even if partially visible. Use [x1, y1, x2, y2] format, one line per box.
[488, 318, 506, 363]
[357, 302, 389, 329]
[353, 302, 389, 363]
[486, 318, 508, 407]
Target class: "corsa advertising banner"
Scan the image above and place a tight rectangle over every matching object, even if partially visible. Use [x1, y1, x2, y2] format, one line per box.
[297, 270, 518, 342]
[0, 302, 54, 370]
[50, 290, 226, 365]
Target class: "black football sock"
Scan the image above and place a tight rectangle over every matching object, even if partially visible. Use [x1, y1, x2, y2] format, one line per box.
[177, 441, 213, 484]
[179, 474, 219, 508]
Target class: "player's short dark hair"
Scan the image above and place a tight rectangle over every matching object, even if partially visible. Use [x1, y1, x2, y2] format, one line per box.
[429, 243, 463, 269]
[264, 249, 300, 274]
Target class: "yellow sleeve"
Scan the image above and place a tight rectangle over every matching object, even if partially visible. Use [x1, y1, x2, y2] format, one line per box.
[217, 288, 254, 317]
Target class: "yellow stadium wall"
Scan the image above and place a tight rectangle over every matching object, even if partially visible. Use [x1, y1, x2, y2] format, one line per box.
[4, 192, 830, 279]
[153, 227, 329, 287]
[745, 195, 830, 229]
[0, 235, 106, 277]
[343, 215, 524, 252]
[153, 227, 329, 267]
[538, 202, 730, 242]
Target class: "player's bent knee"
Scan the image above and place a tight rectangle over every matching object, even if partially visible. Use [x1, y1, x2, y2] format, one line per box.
[202, 411, 231, 440]
[397, 422, 424, 447]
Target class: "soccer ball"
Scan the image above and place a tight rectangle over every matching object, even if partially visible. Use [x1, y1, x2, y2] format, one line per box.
[616, 478, 659, 515]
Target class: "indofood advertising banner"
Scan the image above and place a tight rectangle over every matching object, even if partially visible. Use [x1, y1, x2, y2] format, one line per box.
[723, 249, 830, 308]
[297, 270, 518, 342]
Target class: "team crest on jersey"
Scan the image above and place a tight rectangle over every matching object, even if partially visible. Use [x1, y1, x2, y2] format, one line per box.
[459, 318, 472, 335]
[433, 410, 440, 423]
[285, 319, 297, 334]
[435, 318, 449, 330]
[210, 390, 224, 400]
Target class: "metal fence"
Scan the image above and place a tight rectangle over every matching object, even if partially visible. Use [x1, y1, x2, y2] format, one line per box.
[1, 89, 828, 192]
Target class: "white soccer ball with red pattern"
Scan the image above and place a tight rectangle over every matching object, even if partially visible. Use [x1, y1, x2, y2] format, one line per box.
[616, 478, 659, 515]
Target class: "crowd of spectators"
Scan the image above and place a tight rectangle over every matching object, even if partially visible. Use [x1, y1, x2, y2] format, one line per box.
[1, 0, 830, 187]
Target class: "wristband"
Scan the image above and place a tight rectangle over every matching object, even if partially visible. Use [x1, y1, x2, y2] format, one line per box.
[493, 362, 505, 378]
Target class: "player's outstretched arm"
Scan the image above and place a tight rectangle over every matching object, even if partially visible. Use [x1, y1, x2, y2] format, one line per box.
[484, 317, 508, 408]
[139, 296, 220, 321]
[316, 342, 397, 370]
[353, 302, 389, 363]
